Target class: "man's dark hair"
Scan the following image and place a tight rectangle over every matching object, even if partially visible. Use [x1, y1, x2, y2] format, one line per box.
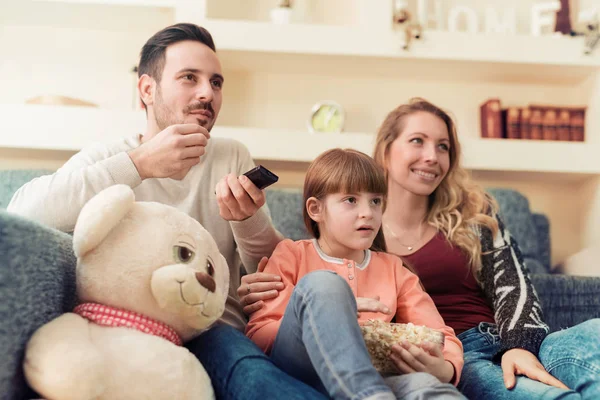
[138, 23, 216, 83]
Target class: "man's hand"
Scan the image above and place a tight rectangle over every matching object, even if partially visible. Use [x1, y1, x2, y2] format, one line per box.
[238, 257, 284, 315]
[216, 173, 265, 221]
[128, 124, 210, 180]
[501, 348, 568, 390]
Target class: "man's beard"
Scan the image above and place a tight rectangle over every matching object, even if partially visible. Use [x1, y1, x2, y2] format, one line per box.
[153, 86, 214, 131]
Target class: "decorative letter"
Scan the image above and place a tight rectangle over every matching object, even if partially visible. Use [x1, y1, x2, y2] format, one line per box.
[448, 6, 479, 34]
[531, 1, 561, 36]
[485, 7, 517, 34]
[417, 0, 444, 30]
[577, 8, 599, 25]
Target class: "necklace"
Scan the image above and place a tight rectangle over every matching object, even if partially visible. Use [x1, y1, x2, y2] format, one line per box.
[384, 222, 424, 251]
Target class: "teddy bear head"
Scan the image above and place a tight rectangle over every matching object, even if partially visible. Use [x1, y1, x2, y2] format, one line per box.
[72, 185, 229, 342]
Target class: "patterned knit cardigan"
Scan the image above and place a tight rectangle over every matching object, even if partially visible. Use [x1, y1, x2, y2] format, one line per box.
[477, 215, 549, 356]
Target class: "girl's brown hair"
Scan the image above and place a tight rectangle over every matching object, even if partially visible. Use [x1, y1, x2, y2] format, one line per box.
[373, 98, 499, 271]
[303, 148, 388, 252]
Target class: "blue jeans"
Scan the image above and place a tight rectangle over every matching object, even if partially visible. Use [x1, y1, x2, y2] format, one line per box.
[458, 320, 600, 399]
[270, 270, 465, 400]
[187, 323, 327, 400]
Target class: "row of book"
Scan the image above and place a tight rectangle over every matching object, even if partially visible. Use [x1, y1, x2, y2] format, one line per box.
[480, 99, 586, 141]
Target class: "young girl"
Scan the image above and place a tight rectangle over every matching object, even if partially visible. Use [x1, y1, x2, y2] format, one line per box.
[245, 148, 465, 400]
[372, 97, 600, 399]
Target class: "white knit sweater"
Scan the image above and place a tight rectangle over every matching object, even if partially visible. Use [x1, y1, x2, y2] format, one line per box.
[8, 134, 283, 331]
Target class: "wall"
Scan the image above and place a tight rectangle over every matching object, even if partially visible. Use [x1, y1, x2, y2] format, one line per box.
[0, 1, 173, 108]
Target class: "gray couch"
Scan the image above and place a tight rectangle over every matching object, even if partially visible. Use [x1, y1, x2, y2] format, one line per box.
[2, 169, 600, 399]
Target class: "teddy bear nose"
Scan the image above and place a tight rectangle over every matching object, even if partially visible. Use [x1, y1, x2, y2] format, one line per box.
[196, 272, 216, 293]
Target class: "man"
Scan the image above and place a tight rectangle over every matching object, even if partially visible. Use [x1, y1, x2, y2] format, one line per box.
[8, 23, 324, 400]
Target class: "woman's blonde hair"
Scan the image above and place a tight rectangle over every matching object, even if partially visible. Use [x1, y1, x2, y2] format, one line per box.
[303, 148, 388, 252]
[373, 98, 498, 271]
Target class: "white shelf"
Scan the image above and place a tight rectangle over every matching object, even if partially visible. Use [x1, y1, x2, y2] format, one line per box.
[195, 19, 600, 84]
[1, 104, 598, 180]
[460, 139, 600, 175]
[0, 105, 147, 151]
[32, 0, 175, 6]
[216, 128, 600, 178]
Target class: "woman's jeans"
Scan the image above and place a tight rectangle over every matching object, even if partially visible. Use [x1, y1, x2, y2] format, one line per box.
[187, 323, 327, 400]
[458, 320, 600, 399]
[269, 270, 466, 400]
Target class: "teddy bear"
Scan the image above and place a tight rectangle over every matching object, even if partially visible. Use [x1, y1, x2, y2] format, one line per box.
[23, 185, 230, 400]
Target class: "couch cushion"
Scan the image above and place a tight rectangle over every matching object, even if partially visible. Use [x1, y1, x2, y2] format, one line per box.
[487, 188, 544, 270]
[524, 258, 548, 275]
[0, 169, 53, 209]
[265, 189, 308, 241]
[0, 211, 76, 399]
[531, 273, 600, 332]
[531, 213, 551, 271]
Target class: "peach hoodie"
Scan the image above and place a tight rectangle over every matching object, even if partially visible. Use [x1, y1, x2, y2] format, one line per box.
[246, 239, 464, 385]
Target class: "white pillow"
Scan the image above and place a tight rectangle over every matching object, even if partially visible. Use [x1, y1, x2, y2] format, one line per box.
[556, 246, 600, 277]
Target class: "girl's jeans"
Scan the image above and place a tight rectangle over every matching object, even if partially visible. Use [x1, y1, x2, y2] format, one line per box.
[270, 270, 466, 400]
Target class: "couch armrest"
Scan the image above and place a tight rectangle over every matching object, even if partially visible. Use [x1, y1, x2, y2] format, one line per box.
[265, 190, 308, 241]
[531, 273, 600, 333]
[0, 211, 77, 399]
[532, 213, 551, 271]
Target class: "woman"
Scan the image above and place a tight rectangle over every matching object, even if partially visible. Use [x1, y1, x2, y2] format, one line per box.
[370, 97, 600, 399]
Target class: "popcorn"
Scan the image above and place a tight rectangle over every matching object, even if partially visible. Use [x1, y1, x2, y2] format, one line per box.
[360, 319, 445, 374]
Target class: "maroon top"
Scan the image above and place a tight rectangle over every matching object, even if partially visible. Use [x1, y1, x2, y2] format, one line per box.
[402, 232, 495, 334]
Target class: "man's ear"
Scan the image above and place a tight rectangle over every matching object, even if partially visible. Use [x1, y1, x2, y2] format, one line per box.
[138, 74, 155, 108]
[306, 197, 324, 223]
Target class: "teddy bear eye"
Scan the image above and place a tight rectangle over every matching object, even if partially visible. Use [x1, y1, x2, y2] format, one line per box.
[207, 261, 215, 277]
[174, 246, 195, 264]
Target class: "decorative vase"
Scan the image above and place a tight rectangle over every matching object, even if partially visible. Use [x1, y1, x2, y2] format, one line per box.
[270, 7, 293, 24]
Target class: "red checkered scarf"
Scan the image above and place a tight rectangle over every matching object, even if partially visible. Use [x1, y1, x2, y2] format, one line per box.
[74, 302, 182, 346]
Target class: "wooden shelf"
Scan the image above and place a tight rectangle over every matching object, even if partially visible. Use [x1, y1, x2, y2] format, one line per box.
[1, 104, 598, 181]
[198, 19, 600, 84]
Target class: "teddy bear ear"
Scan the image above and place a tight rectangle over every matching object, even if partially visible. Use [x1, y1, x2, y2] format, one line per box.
[73, 184, 136, 258]
[219, 253, 230, 297]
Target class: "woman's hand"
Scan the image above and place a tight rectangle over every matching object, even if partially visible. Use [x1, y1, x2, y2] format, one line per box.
[237, 257, 284, 315]
[390, 340, 455, 383]
[501, 348, 568, 390]
[356, 295, 393, 317]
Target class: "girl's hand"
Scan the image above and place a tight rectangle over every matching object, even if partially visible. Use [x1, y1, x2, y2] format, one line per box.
[501, 348, 568, 390]
[238, 257, 284, 315]
[390, 340, 455, 383]
[356, 295, 393, 317]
